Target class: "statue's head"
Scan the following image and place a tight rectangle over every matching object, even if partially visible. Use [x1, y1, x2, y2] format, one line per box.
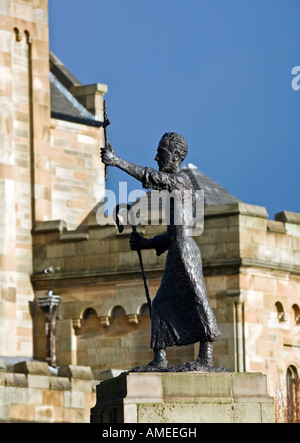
[155, 133, 188, 173]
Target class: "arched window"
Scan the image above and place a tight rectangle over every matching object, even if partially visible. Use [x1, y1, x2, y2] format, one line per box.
[83, 308, 98, 320]
[111, 306, 126, 318]
[24, 30, 31, 44]
[109, 306, 127, 335]
[286, 365, 299, 423]
[139, 303, 150, 316]
[275, 302, 287, 323]
[13, 27, 22, 42]
[292, 304, 300, 326]
[81, 308, 99, 334]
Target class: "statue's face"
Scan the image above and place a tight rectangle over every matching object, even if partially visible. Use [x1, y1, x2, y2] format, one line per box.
[155, 138, 176, 172]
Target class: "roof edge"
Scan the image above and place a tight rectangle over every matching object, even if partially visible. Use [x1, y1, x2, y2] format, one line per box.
[51, 111, 103, 128]
[50, 51, 82, 90]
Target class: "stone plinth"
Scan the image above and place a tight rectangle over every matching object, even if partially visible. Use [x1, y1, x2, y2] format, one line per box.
[90, 372, 275, 424]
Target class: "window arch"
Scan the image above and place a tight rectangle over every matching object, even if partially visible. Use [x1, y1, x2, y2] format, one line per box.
[13, 27, 22, 42]
[80, 308, 99, 334]
[139, 303, 150, 316]
[109, 306, 128, 335]
[24, 30, 31, 44]
[286, 365, 300, 423]
[292, 304, 300, 326]
[82, 308, 98, 320]
[111, 306, 126, 318]
[275, 301, 287, 323]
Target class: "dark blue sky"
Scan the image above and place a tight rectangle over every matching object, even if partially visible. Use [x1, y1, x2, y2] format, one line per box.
[49, 0, 300, 218]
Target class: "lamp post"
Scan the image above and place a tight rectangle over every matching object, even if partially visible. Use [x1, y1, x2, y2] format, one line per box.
[37, 290, 61, 367]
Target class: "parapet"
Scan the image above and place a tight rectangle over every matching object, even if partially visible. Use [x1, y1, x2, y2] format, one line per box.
[275, 211, 300, 225]
[0, 361, 97, 423]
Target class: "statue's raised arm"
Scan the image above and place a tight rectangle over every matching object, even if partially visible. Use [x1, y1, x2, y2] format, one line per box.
[101, 141, 146, 183]
[101, 133, 189, 191]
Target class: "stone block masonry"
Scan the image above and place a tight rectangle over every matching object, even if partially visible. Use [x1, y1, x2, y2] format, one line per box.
[0, 0, 53, 361]
[0, 360, 96, 423]
[30, 202, 300, 394]
[50, 118, 105, 229]
[91, 372, 275, 424]
[0, 0, 106, 360]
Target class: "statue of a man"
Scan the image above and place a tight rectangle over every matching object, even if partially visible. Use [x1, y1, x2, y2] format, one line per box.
[101, 132, 221, 371]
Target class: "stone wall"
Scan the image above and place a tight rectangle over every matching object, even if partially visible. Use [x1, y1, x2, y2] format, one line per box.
[197, 204, 300, 397]
[238, 210, 300, 397]
[29, 203, 244, 372]
[0, 360, 96, 423]
[0, 0, 106, 358]
[30, 203, 300, 399]
[0, 0, 51, 359]
[50, 118, 105, 229]
[31, 220, 198, 372]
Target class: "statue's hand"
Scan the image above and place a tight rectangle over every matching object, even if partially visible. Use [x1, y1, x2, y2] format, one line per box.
[100, 141, 118, 167]
[130, 232, 148, 251]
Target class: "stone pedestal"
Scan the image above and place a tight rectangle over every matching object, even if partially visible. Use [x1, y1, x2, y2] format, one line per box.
[90, 372, 275, 424]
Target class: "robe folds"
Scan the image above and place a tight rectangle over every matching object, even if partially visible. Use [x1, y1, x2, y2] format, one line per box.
[141, 167, 221, 349]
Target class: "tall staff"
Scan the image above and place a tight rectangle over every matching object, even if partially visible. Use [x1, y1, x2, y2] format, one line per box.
[114, 204, 152, 318]
[103, 100, 111, 181]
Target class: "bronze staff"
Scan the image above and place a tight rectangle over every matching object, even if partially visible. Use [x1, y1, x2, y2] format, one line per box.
[114, 203, 152, 318]
[103, 100, 111, 181]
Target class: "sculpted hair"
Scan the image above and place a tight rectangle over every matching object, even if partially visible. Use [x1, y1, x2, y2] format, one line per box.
[162, 132, 189, 162]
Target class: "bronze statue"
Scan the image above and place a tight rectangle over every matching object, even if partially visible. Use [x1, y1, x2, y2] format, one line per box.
[101, 132, 226, 372]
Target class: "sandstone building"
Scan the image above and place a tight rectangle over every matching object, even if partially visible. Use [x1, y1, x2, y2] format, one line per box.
[0, 0, 299, 423]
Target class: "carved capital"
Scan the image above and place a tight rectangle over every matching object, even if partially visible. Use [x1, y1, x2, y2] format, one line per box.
[128, 314, 139, 325]
[72, 318, 82, 330]
[100, 316, 110, 327]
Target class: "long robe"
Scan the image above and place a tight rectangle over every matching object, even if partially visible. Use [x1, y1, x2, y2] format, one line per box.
[141, 167, 221, 349]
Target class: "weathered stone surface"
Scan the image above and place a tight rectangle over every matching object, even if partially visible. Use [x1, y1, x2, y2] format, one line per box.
[91, 372, 275, 424]
[0, 364, 96, 423]
[162, 372, 233, 403]
[49, 376, 71, 391]
[14, 361, 50, 376]
[33, 220, 68, 233]
[5, 373, 28, 387]
[98, 369, 127, 381]
[275, 211, 300, 225]
[231, 373, 273, 403]
[58, 365, 93, 380]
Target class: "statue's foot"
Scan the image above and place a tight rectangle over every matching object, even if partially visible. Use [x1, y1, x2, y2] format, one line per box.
[130, 349, 168, 372]
[150, 348, 168, 368]
[193, 356, 214, 369]
[196, 342, 214, 368]
[147, 358, 168, 369]
[190, 359, 213, 371]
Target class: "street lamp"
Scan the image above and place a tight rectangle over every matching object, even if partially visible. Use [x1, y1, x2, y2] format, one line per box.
[37, 290, 61, 367]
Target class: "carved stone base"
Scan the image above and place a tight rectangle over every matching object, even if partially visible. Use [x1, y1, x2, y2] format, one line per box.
[90, 372, 275, 423]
